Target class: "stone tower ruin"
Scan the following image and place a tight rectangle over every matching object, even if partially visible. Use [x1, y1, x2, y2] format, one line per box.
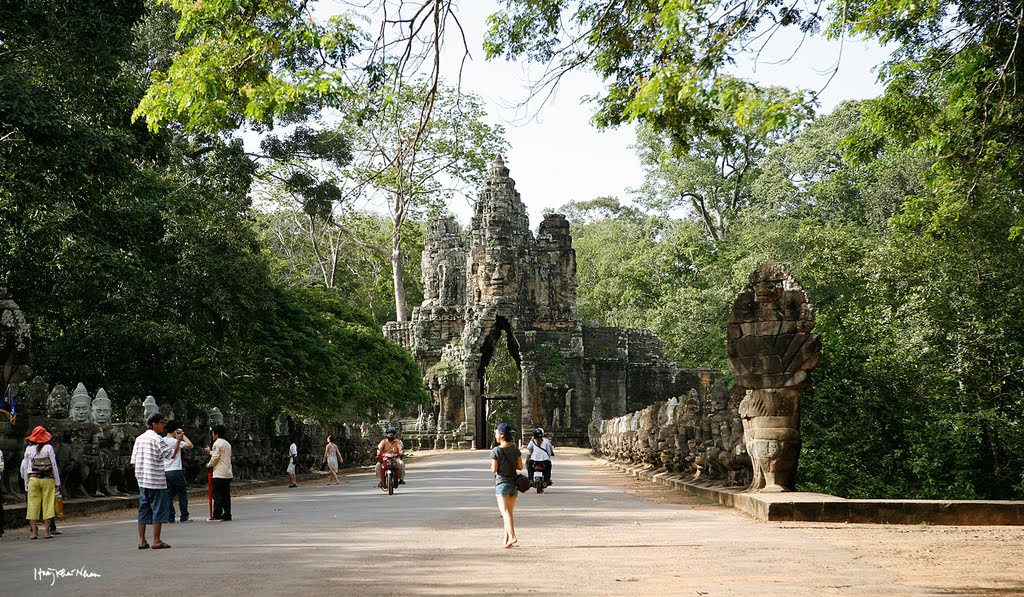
[385, 157, 716, 447]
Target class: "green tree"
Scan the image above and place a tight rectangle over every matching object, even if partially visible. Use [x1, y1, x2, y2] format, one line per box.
[1, 0, 427, 421]
[301, 79, 507, 321]
[634, 83, 813, 241]
[484, 1, 815, 139]
[133, 0, 365, 133]
[257, 208, 425, 325]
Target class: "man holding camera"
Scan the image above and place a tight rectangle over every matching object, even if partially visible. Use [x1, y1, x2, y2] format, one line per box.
[163, 420, 193, 523]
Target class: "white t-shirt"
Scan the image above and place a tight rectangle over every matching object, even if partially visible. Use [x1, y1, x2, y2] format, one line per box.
[289, 443, 298, 462]
[526, 438, 553, 462]
[163, 436, 184, 471]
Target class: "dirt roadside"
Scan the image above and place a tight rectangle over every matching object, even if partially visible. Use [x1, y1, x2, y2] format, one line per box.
[598, 456, 1024, 596]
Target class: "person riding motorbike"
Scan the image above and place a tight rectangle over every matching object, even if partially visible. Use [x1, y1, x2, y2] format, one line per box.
[375, 427, 406, 485]
[525, 428, 554, 487]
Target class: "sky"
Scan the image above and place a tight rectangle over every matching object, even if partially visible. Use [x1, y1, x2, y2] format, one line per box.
[433, 1, 894, 228]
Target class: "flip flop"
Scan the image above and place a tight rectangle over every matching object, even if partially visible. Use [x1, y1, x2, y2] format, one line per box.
[138, 543, 150, 550]
[151, 542, 171, 549]
[44, 535, 53, 539]
[30, 536, 38, 540]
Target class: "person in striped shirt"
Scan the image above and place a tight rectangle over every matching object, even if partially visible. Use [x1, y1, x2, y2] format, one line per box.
[130, 412, 182, 549]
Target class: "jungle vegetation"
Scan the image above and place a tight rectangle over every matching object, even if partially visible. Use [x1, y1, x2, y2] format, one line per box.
[2, 0, 1022, 499]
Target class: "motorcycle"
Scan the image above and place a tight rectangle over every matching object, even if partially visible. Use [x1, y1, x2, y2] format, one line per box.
[379, 452, 400, 495]
[532, 461, 545, 493]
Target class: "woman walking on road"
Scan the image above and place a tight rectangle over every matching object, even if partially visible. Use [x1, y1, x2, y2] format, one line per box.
[322, 436, 343, 485]
[490, 422, 522, 549]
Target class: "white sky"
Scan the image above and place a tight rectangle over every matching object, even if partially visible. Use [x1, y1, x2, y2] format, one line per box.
[437, 1, 893, 228]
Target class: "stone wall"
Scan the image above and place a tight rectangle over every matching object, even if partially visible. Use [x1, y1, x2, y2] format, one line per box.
[589, 384, 753, 487]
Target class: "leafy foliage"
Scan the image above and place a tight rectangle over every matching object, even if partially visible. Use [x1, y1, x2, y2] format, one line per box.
[134, 0, 365, 133]
[566, 99, 1024, 499]
[485, 0, 817, 140]
[1, 0, 426, 423]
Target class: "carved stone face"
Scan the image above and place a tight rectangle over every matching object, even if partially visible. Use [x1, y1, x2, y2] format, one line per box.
[70, 398, 91, 423]
[92, 403, 112, 425]
[753, 278, 783, 305]
[209, 408, 224, 426]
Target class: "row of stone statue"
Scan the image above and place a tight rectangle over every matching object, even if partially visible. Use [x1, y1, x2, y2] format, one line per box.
[0, 378, 395, 504]
[589, 387, 753, 487]
[19, 377, 227, 427]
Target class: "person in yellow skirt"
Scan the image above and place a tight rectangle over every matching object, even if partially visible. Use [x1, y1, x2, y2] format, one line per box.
[19, 426, 61, 539]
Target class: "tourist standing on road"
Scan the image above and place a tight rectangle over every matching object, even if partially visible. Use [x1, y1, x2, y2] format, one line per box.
[490, 422, 522, 549]
[322, 436, 342, 485]
[20, 426, 61, 540]
[286, 437, 299, 487]
[526, 428, 554, 487]
[163, 420, 193, 523]
[130, 413, 181, 549]
[205, 424, 233, 521]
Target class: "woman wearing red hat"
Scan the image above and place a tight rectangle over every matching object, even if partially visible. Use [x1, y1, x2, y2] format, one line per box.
[19, 426, 61, 539]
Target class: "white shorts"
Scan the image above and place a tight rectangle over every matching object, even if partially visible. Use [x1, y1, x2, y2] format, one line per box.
[287, 462, 296, 474]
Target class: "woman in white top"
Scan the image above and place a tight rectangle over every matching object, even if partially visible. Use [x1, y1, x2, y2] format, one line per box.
[20, 426, 61, 539]
[526, 428, 554, 487]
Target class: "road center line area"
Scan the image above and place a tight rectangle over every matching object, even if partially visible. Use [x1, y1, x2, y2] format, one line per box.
[3, 449, 1022, 596]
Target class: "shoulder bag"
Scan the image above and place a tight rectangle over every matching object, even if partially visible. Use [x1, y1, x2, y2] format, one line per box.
[498, 448, 531, 493]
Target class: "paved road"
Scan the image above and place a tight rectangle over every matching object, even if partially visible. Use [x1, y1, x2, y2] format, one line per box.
[2, 449, 1020, 596]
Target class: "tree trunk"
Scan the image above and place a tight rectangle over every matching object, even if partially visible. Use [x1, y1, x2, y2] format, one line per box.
[391, 231, 408, 322]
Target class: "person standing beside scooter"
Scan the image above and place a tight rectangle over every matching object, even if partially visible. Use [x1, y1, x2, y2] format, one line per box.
[526, 428, 554, 487]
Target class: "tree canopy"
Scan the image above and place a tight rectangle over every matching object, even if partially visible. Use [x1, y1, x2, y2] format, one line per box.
[1, 0, 427, 421]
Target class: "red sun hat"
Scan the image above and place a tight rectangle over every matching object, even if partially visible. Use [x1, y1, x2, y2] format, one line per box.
[26, 426, 52, 444]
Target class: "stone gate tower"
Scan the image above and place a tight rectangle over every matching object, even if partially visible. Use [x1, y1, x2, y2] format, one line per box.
[386, 157, 715, 447]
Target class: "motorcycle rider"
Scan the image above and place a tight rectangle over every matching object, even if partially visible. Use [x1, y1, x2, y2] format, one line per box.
[375, 427, 406, 486]
[526, 428, 554, 487]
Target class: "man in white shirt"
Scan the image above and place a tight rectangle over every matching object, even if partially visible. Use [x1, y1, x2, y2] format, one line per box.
[204, 425, 232, 521]
[130, 413, 182, 549]
[163, 420, 193, 523]
[286, 438, 298, 488]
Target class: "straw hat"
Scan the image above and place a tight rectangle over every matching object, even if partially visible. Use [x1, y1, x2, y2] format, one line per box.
[26, 425, 52, 443]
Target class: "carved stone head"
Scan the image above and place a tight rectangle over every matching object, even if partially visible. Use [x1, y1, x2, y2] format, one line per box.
[69, 383, 92, 423]
[142, 395, 159, 417]
[91, 388, 113, 425]
[125, 396, 145, 424]
[27, 376, 48, 417]
[47, 384, 69, 419]
[0, 287, 32, 388]
[209, 407, 224, 426]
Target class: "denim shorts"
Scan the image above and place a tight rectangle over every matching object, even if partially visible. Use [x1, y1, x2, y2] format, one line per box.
[495, 480, 518, 497]
[138, 487, 170, 524]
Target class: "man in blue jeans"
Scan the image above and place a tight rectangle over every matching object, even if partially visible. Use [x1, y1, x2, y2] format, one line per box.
[162, 420, 193, 523]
